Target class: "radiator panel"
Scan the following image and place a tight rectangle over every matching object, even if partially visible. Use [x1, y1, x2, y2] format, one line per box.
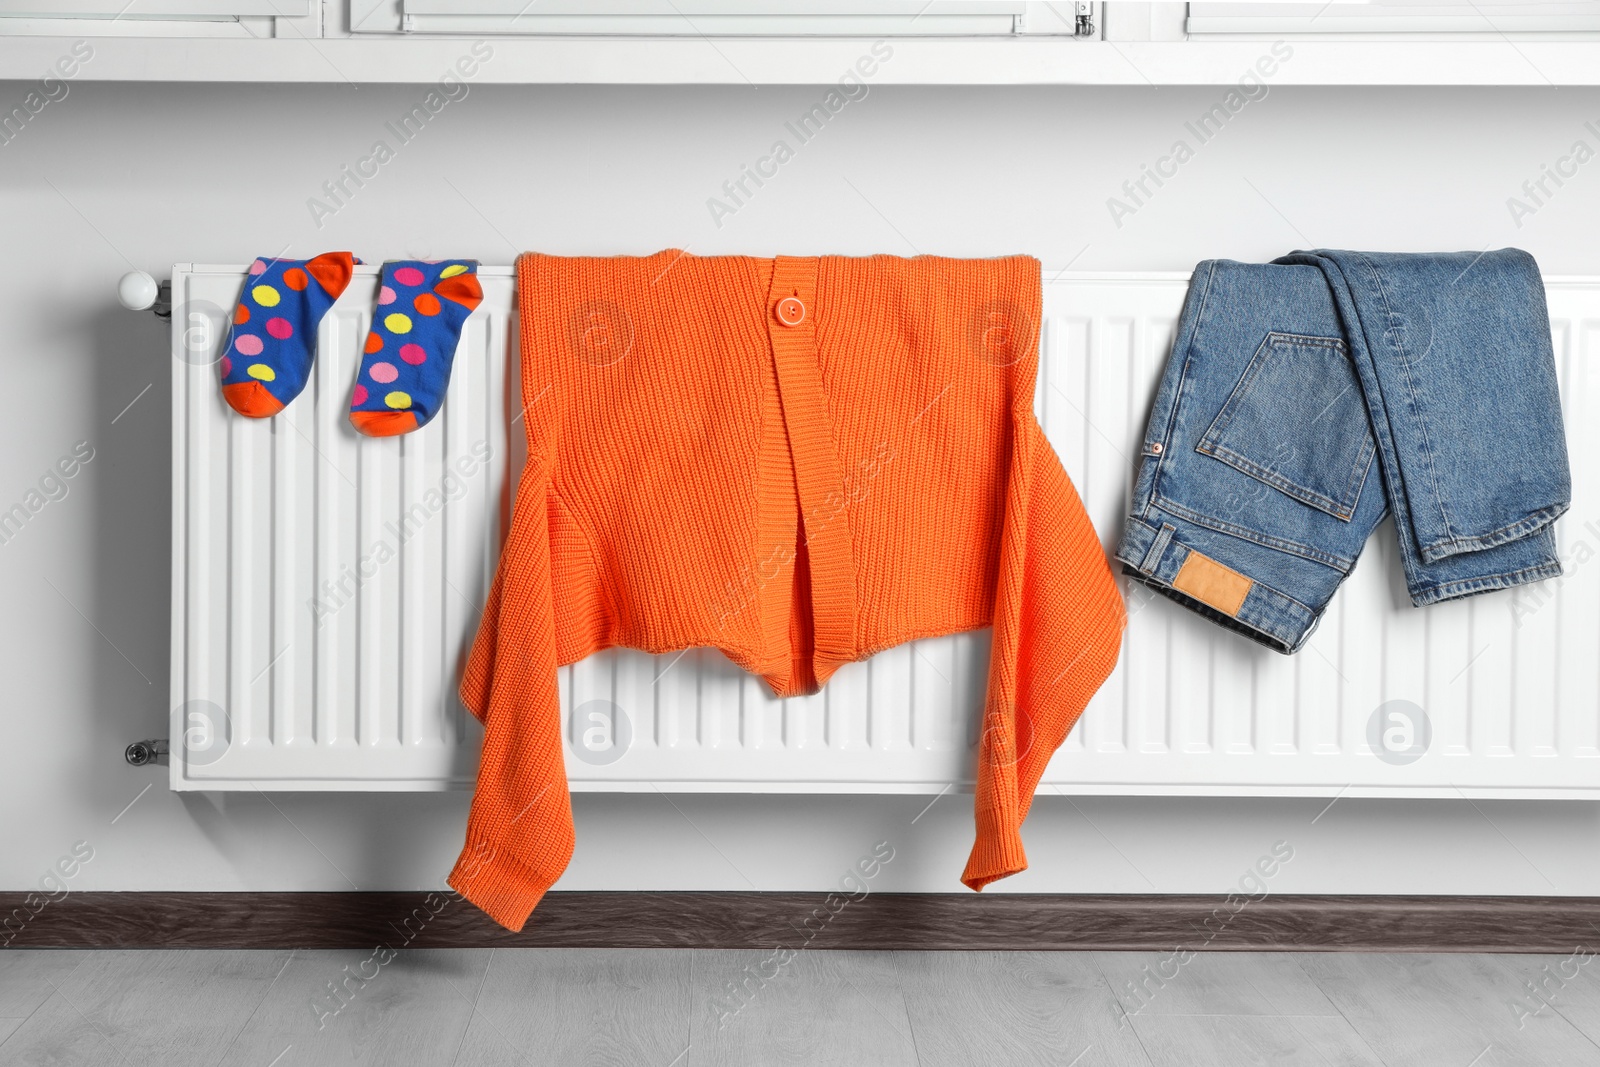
[169, 266, 1600, 795]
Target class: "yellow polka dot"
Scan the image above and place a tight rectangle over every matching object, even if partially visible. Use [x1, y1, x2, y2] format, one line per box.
[252, 285, 280, 308]
[247, 363, 276, 381]
[385, 391, 412, 410]
[384, 313, 412, 334]
[439, 264, 468, 279]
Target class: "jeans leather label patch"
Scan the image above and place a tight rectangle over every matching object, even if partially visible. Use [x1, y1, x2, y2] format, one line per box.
[1173, 550, 1253, 617]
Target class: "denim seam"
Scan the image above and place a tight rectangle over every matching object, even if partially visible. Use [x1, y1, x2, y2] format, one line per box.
[1150, 493, 1354, 571]
[1148, 352, 1193, 518]
[1147, 261, 1219, 520]
[1263, 332, 1348, 351]
[1198, 332, 1343, 445]
[1196, 331, 1275, 445]
[1195, 331, 1370, 522]
[1357, 251, 1458, 544]
[1412, 560, 1565, 604]
[1340, 433, 1378, 521]
[1122, 568, 1294, 652]
[1216, 560, 1321, 617]
[1418, 502, 1571, 562]
[1312, 254, 1421, 584]
[1199, 442, 1367, 522]
[1117, 513, 1160, 547]
[1115, 526, 1324, 619]
[1120, 555, 1319, 651]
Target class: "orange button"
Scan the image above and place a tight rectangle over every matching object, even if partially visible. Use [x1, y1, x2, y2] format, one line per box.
[775, 297, 806, 327]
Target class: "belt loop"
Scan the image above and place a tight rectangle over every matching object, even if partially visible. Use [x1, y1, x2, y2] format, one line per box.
[1140, 523, 1176, 575]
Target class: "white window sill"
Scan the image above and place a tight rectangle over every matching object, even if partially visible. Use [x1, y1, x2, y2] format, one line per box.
[3, 36, 1599, 85]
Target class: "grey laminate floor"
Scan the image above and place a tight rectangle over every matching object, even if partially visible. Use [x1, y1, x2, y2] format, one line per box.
[2, 948, 1596, 1066]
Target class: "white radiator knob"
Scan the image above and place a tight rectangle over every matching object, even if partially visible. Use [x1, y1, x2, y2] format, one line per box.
[117, 270, 159, 311]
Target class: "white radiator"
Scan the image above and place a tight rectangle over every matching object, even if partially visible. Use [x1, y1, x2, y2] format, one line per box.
[168, 265, 1600, 797]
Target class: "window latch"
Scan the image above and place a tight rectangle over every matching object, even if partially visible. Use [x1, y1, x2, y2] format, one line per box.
[1074, 2, 1095, 37]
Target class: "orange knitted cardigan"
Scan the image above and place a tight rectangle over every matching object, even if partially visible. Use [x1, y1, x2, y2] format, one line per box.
[450, 251, 1125, 931]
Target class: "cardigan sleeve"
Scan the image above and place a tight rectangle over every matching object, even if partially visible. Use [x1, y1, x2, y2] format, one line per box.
[961, 413, 1125, 891]
[449, 462, 576, 932]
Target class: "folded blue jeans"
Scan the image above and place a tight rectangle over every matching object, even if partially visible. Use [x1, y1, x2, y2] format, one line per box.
[1117, 250, 1571, 653]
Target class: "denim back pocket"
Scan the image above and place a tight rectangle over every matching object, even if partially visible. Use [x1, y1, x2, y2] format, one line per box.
[1196, 332, 1375, 522]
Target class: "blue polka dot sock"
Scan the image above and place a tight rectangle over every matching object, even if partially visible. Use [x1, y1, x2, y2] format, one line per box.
[220, 252, 357, 418]
[350, 260, 483, 437]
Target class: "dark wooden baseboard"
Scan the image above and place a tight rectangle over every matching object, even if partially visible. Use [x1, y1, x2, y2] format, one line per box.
[6, 892, 1599, 952]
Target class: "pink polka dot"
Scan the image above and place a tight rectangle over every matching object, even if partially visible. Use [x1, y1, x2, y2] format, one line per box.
[220, 356, 232, 377]
[369, 362, 399, 384]
[393, 267, 425, 287]
[249, 259, 268, 275]
[234, 334, 263, 356]
[399, 343, 426, 365]
[352, 384, 368, 405]
[378, 286, 397, 305]
[265, 317, 293, 340]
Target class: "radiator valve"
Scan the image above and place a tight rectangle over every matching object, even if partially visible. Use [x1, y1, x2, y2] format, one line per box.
[117, 270, 171, 320]
[124, 739, 169, 767]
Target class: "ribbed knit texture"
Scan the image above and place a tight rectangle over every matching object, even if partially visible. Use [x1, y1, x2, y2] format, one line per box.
[451, 251, 1126, 932]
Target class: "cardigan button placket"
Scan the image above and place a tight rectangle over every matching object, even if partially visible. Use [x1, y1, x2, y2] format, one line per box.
[775, 296, 806, 327]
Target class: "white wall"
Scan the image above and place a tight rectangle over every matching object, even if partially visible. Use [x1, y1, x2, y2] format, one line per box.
[5, 76, 1600, 901]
